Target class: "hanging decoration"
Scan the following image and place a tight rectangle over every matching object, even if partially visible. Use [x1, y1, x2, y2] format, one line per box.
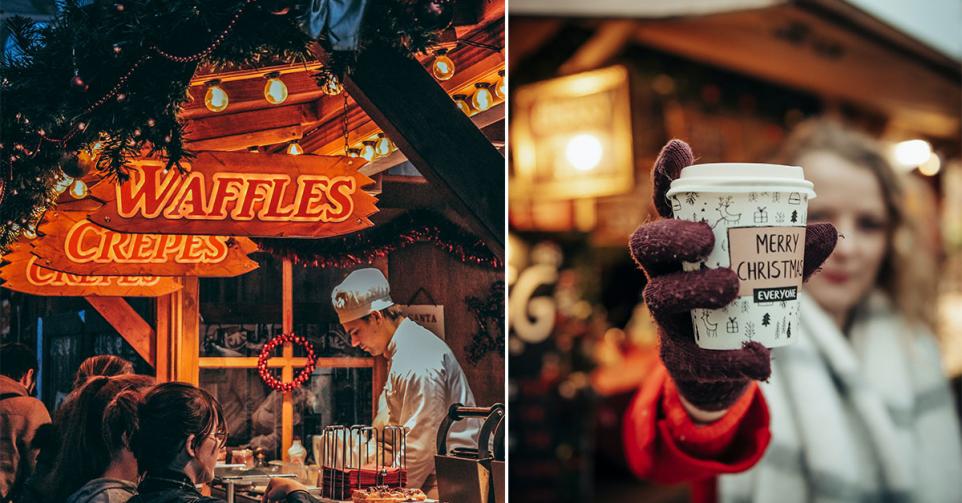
[465, 281, 505, 365]
[254, 210, 502, 270]
[0, 0, 457, 250]
[257, 332, 318, 392]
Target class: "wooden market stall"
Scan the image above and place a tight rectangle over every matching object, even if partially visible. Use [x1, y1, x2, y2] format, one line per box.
[1, 0, 505, 474]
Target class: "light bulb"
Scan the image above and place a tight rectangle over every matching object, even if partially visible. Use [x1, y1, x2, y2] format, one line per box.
[286, 142, 304, 155]
[893, 139, 932, 167]
[432, 50, 455, 81]
[495, 70, 505, 100]
[453, 94, 471, 115]
[70, 179, 89, 199]
[919, 153, 941, 176]
[23, 225, 37, 240]
[55, 175, 74, 194]
[565, 134, 603, 172]
[323, 78, 343, 96]
[263, 73, 288, 105]
[347, 148, 361, 158]
[360, 141, 376, 161]
[471, 83, 494, 112]
[204, 81, 229, 112]
[374, 134, 392, 157]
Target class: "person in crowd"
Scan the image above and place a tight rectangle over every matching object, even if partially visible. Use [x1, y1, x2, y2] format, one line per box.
[73, 355, 134, 390]
[44, 374, 153, 503]
[126, 382, 318, 503]
[624, 119, 962, 502]
[330, 268, 480, 498]
[0, 342, 51, 501]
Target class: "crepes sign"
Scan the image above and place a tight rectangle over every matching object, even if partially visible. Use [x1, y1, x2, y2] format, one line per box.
[0, 249, 181, 297]
[32, 209, 259, 277]
[89, 151, 378, 238]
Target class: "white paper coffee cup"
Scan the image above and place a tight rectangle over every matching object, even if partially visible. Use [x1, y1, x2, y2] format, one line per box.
[666, 163, 816, 350]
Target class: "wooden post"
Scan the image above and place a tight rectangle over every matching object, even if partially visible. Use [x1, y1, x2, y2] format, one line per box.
[281, 258, 294, 461]
[178, 277, 200, 385]
[345, 44, 505, 258]
[155, 294, 171, 382]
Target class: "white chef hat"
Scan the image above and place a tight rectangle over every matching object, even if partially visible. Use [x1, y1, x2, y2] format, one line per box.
[331, 268, 394, 324]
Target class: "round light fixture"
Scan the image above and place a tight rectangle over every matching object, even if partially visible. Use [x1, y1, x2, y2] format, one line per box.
[360, 141, 376, 161]
[263, 72, 289, 105]
[565, 134, 603, 172]
[374, 133, 392, 157]
[204, 80, 229, 112]
[432, 49, 455, 81]
[453, 94, 471, 115]
[495, 70, 506, 100]
[286, 141, 304, 155]
[471, 83, 494, 112]
[70, 179, 89, 199]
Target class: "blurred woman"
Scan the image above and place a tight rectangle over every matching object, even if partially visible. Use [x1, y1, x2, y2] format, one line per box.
[127, 382, 317, 503]
[49, 374, 153, 503]
[624, 119, 962, 502]
[73, 355, 134, 390]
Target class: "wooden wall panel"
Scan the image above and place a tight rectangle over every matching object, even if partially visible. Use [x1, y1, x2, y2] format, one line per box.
[388, 242, 504, 408]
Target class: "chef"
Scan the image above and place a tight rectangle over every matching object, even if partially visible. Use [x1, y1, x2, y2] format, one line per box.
[331, 268, 480, 498]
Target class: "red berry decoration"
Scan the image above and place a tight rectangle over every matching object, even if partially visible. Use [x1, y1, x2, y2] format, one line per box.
[257, 333, 317, 392]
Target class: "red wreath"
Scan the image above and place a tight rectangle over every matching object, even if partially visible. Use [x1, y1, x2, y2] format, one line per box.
[257, 333, 317, 392]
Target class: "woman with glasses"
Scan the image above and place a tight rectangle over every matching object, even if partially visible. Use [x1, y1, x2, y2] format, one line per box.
[127, 382, 317, 503]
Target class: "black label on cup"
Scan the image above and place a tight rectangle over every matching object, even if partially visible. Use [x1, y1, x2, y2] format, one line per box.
[753, 286, 798, 303]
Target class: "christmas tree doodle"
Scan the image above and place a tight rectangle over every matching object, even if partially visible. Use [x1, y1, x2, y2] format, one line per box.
[762, 313, 771, 326]
[744, 321, 756, 341]
[791, 210, 798, 223]
[787, 322, 792, 338]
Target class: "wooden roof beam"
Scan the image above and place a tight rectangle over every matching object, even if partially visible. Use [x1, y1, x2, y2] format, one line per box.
[346, 44, 504, 256]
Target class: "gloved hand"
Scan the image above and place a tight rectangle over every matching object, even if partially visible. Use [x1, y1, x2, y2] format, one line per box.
[629, 140, 838, 412]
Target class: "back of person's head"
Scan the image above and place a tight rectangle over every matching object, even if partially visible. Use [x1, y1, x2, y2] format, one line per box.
[50, 374, 154, 501]
[0, 342, 38, 381]
[131, 382, 226, 474]
[73, 354, 134, 389]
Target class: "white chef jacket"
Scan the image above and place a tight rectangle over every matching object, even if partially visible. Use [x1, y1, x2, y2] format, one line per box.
[373, 318, 481, 497]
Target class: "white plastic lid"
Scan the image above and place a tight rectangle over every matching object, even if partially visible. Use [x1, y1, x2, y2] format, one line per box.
[666, 163, 816, 198]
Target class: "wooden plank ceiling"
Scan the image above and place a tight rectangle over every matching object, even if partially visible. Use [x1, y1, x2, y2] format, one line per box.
[180, 19, 505, 173]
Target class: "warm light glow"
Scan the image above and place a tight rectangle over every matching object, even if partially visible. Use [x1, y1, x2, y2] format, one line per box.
[374, 134, 392, 157]
[453, 94, 471, 115]
[70, 179, 89, 199]
[204, 82, 229, 112]
[565, 134, 603, 172]
[919, 153, 941, 176]
[322, 78, 343, 96]
[495, 70, 506, 100]
[55, 175, 74, 194]
[360, 141, 376, 161]
[432, 51, 455, 81]
[23, 225, 37, 240]
[347, 148, 361, 158]
[286, 141, 304, 155]
[263, 75, 288, 105]
[893, 139, 932, 167]
[471, 83, 494, 112]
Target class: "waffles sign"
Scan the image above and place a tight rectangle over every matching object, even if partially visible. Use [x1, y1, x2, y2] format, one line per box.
[32, 210, 259, 277]
[89, 152, 378, 238]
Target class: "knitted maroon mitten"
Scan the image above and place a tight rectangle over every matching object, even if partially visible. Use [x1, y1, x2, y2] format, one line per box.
[630, 140, 838, 412]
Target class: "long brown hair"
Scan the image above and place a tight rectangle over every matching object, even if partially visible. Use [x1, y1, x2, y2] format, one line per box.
[776, 118, 934, 327]
[49, 374, 154, 501]
[130, 382, 227, 475]
[72, 354, 134, 389]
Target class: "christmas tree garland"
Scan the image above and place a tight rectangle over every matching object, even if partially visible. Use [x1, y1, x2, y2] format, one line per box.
[254, 210, 503, 269]
[0, 0, 456, 250]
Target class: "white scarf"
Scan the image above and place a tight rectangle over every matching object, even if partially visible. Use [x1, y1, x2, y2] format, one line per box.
[719, 292, 962, 502]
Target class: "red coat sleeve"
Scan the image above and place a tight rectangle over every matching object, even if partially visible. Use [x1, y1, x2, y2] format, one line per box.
[622, 363, 771, 485]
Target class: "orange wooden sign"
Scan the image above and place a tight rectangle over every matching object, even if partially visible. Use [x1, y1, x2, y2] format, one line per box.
[31, 209, 260, 277]
[0, 248, 182, 297]
[88, 151, 378, 237]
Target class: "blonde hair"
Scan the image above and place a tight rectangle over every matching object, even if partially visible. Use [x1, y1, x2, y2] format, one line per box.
[775, 118, 935, 328]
